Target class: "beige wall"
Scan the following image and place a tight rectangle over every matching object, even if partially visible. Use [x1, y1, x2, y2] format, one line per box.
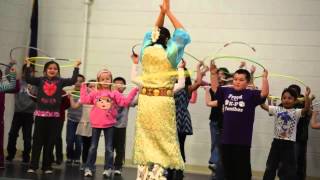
[1, 0, 320, 177]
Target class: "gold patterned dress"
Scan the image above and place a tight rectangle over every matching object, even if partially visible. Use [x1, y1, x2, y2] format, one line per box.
[133, 28, 191, 170]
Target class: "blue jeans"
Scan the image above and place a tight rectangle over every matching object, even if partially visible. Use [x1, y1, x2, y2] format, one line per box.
[209, 121, 224, 180]
[66, 121, 81, 160]
[86, 127, 114, 170]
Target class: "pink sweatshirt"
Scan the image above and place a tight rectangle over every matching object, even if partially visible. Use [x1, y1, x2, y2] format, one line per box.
[80, 84, 139, 128]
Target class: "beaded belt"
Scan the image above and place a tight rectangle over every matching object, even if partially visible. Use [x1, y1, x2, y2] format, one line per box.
[140, 87, 173, 97]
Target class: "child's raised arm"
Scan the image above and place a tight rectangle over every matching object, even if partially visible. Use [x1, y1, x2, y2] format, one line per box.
[80, 83, 94, 105]
[114, 87, 139, 107]
[301, 87, 311, 116]
[24, 58, 41, 86]
[260, 69, 269, 97]
[210, 60, 219, 92]
[0, 67, 16, 92]
[188, 62, 208, 94]
[311, 111, 320, 129]
[61, 60, 81, 87]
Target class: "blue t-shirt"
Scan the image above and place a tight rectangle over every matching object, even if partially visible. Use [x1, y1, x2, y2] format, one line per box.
[215, 86, 266, 146]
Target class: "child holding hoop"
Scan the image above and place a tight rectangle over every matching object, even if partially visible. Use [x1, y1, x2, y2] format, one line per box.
[205, 62, 269, 180]
[25, 59, 80, 174]
[80, 69, 139, 178]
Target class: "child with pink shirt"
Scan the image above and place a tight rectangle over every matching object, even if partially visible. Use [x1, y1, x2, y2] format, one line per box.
[80, 69, 138, 178]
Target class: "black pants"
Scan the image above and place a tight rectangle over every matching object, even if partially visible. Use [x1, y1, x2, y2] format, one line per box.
[178, 133, 187, 162]
[7, 112, 33, 161]
[166, 133, 186, 180]
[221, 144, 252, 180]
[30, 117, 59, 170]
[263, 139, 297, 180]
[295, 141, 307, 180]
[81, 136, 91, 164]
[51, 120, 64, 163]
[113, 127, 126, 170]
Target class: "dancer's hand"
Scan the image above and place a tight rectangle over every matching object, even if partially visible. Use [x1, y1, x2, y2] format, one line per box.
[161, 0, 170, 13]
[131, 54, 139, 64]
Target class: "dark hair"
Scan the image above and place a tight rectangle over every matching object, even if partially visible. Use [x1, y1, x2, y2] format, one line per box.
[149, 27, 171, 49]
[281, 88, 298, 100]
[218, 67, 232, 79]
[218, 67, 230, 76]
[288, 84, 301, 95]
[77, 74, 86, 81]
[87, 79, 96, 87]
[183, 67, 192, 95]
[43, 61, 60, 77]
[113, 76, 126, 85]
[234, 69, 251, 82]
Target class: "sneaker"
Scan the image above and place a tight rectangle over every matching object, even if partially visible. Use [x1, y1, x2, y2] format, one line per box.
[44, 169, 53, 174]
[27, 168, 36, 173]
[102, 169, 112, 178]
[66, 159, 73, 165]
[208, 163, 217, 171]
[84, 169, 93, 177]
[74, 160, 81, 165]
[114, 169, 122, 176]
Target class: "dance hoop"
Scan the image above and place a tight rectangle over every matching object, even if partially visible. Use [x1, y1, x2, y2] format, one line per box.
[255, 73, 307, 87]
[256, 73, 308, 100]
[132, 43, 141, 57]
[82, 81, 137, 88]
[204, 41, 256, 62]
[184, 52, 202, 63]
[210, 56, 266, 72]
[0, 62, 13, 79]
[27, 57, 76, 68]
[10, 46, 50, 62]
[215, 41, 256, 55]
[26, 87, 69, 98]
[65, 90, 80, 98]
[0, 62, 12, 68]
